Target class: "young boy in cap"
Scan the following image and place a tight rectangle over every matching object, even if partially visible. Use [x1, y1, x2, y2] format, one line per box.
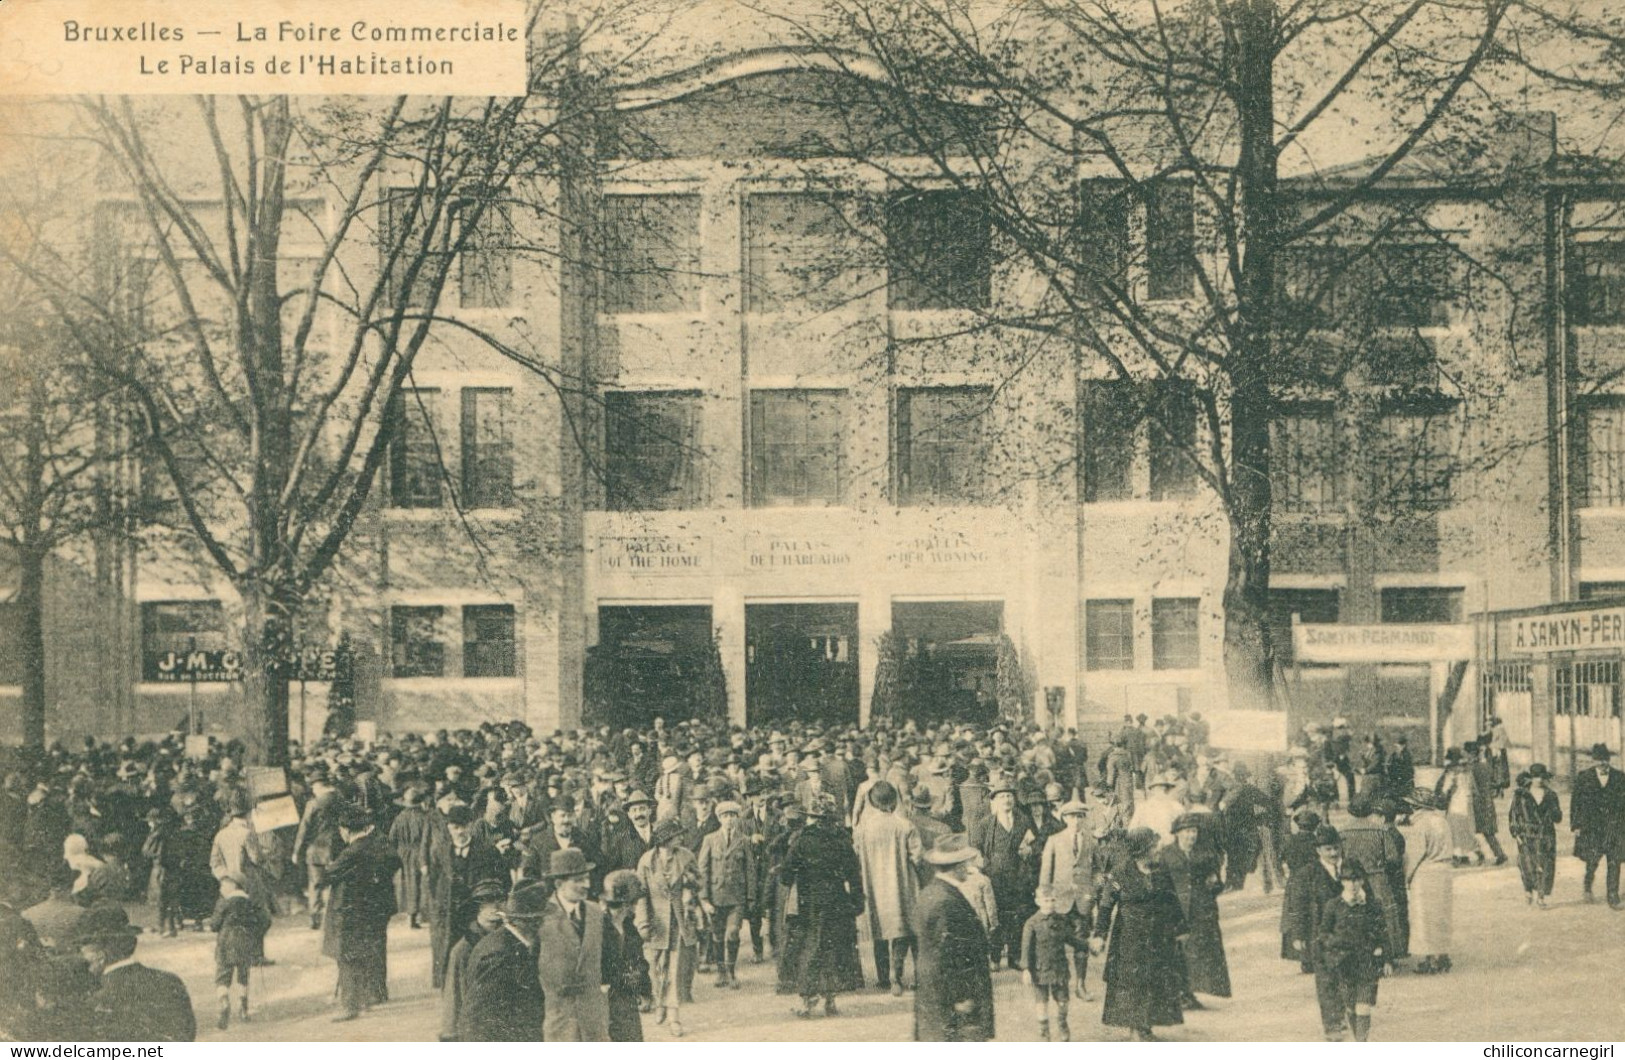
[209, 875, 271, 1028]
[1021, 884, 1086, 1040]
[1314, 863, 1383, 1041]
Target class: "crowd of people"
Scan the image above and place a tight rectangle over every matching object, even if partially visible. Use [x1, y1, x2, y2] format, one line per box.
[0, 708, 1620, 1043]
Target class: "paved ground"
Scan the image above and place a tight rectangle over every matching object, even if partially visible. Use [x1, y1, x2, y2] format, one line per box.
[120, 853, 1625, 1043]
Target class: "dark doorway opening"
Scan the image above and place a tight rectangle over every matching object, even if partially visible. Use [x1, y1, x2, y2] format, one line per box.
[746, 602, 859, 727]
[588, 606, 720, 727]
[891, 601, 1004, 725]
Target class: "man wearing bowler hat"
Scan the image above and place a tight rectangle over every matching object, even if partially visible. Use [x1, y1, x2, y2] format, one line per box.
[913, 834, 994, 1041]
[323, 805, 400, 1021]
[73, 904, 195, 1041]
[1570, 743, 1625, 908]
[462, 881, 547, 1041]
[968, 776, 1035, 971]
[538, 848, 619, 1040]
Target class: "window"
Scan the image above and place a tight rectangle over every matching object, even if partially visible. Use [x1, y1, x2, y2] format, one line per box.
[0, 602, 23, 685]
[463, 605, 516, 678]
[1152, 598, 1201, 670]
[1149, 384, 1198, 501]
[389, 389, 442, 508]
[886, 190, 991, 310]
[1086, 599, 1135, 671]
[897, 387, 990, 504]
[604, 391, 703, 511]
[601, 195, 702, 314]
[1581, 398, 1625, 508]
[1144, 180, 1195, 301]
[749, 390, 845, 507]
[140, 601, 227, 682]
[1372, 244, 1456, 328]
[453, 200, 512, 308]
[1268, 588, 1340, 666]
[378, 190, 443, 309]
[390, 606, 445, 678]
[745, 194, 862, 313]
[1083, 381, 1138, 502]
[461, 388, 513, 508]
[1279, 246, 1354, 330]
[1075, 180, 1131, 301]
[1555, 660, 1622, 719]
[1373, 405, 1457, 509]
[1569, 241, 1625, 326]
[1272, 406, 1340, 512]
[1380, 587, 1463, 624]
[1580, 581, 1625, 600]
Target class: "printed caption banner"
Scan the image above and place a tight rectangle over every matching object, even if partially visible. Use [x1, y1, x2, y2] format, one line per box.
[0, 0, 529, 96]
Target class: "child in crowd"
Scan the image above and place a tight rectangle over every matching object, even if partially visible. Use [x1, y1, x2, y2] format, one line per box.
[1022, 884, 1085, 1041]
[210, 875, 271, 1029]
[1315, 863, 1384, 1041]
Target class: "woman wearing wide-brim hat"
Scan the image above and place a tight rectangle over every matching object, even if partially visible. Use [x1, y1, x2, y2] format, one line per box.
[1089, 826, 1188, 1041]
[1509, 762, 1562, 908]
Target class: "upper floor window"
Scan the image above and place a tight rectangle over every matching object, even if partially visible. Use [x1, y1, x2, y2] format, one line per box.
[1083, 381, 1138, 502]
[749, 390, 845, 507]
[380, 191, 511, 310]
[463, 604, 516, 678]
[389, 388, 442, 509]
[1144, 179, 1196, 301]
[452, 200, 513, 309]
[1570, 240, 1625, 327]
[1268, 588, 1340, 666]
[603, 391, 703, 511]
[1380, 586, 1463, 624]
[600, 194, 702, 314]
[1086, 599, 1135, 671]
[1075, 180, 1132, 302]
[1081, 380, 1199, 502]
[461, 388, 513, 509]
[886, 190, 991, 311]
[1148, 384, 1199, 501]
[1580, 397, 1625, 508]
[1372, 402, 1458, 510]
[1372, 244, 1457, 328]
[745, 194, 863, 313]
[390, 605, 445, 678]
[896, 387, 990, 505]
[1152, 598, 1201, 670]
[1272, 405, 1340, 513]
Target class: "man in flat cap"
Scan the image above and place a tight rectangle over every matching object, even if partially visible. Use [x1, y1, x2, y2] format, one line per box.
[697, 797, 756, 989]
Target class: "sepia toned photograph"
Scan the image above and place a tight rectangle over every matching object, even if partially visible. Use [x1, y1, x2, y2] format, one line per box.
[1, 0, 1624, 1044]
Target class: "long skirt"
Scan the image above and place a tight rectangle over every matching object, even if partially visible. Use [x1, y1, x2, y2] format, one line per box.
[1408, 862, 1453, 955]
[1446, 813, 1476, 858]
[1515, 834, 1557, 897]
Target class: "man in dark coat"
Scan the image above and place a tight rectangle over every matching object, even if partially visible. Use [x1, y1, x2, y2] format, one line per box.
[73, 904, 196, 1042]
[426, 805, 507, 988]
[1384, 737, 1416, 802]
[913, 834, 994, 1041]
[599, 791, 655, 877]
[1283, 825, 1345, 972]
[1219, 763, 1270, 891]
[967, 781, 1034, 970]
[780, 794, 864, 1019]
[461, 880, 547, 1041]
[1159, 815, 1230, 1004]
[293, 769, 346, 930]
[323, 805, 400, 1021]
[1570, 743, 1625, 907]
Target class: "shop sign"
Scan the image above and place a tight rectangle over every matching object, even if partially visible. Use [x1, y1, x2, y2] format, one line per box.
[1499, 606, 1625, 655]
[598, 534, 710, 574]
[886, 531, 992, 571]
[745, 532, 853, 571]
[148, 648, 242, 682]
[1293, 623, 1472, 663]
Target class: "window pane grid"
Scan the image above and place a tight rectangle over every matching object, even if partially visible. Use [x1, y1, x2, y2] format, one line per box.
[454, 201, 512, 309]
[899, 387, 989, 504]
[390, 606, 445, 678]
[887, 191, 992, 311]
[1273, 408, 1340, 512]
[1152, 598, 1200, 670]
[1569, 241, 1625, 326]
[461, 388, 513, 508]
[1583, 400, 1625, 507]
[1145, 180, 1195, 301]
[1375, 408, 1456, 510]
[750, 390, 845, 507]
[1086, 599, 1134, 671]
[390, 389, 442, 508]
[745, 194, 862, 313]
[463, 604, 515, 678]
[601, 195, 702, 314]
[604, 391, 702, 511]
[1083, 382, 1137, 502]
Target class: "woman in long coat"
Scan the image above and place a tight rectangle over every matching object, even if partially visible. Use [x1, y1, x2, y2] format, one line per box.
[1157, 816, 1230, 1001]
[322, 813, 401, 1016]
[388, 788, 433, 929]
[780, 797, 865, 1018]
[1508, 764, 1563, 907]
[1435, 751, 1477, 863]
[1402, 793, 1455, 974]
[1092, 827, 1188, 1040]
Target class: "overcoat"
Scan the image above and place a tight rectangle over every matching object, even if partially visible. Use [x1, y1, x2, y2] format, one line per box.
[606, 913, 652, 1042]
[438, 920, 491, 1041]
[1094, 859, 1187, 1029]
[387, 805, 432, 914]
[425, 835, 506, 987]
[781, 820, 864, 999]
[209, 891, 270, 969]
[1509, 787, 1563, 895]
[1282, 857, 1341, 963]
[1570, 766, 1625, 860]
[536, 897, 614, 1042]
[1157, 843, 1230, 998]
[321, 829, 399, 973]
[1402, 809, 1455, 955]
[697, 825, 759, 909]
[853, 810, 921, 941]
[461, 926, 543, 1042]
[1338, 818, 1408, 959]
[966, 812, 1033, 913]
[912, 877, 993, 1041]
[635, 846, 699, 952]
[83, 962, 196, 1042]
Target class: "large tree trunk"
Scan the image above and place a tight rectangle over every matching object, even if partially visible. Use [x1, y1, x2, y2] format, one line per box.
[240, 586, 291, 767]
[17, 546, 47, 751]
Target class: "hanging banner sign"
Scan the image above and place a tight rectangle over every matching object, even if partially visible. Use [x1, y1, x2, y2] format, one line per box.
[146, 649, 242, 682]
[1497, 606, 1625, 655]
[1293, 623, 1472, 663]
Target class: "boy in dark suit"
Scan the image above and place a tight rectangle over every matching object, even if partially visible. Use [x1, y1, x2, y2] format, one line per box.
[1315, 863, 1384, 1041]
[1021, 884, 1085, 1040]
[209, 875, 271, 1028]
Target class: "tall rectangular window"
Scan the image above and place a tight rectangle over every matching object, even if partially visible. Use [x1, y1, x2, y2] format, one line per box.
[1149, 384, 1198, 501]
[749, 390, 845, 507]
[1086, 600, 1135, 671]
[604, 391, 703, 511]
[600, 195, 702, 314]
[1273, 406, 1340, 512]
[140, 601, 227, 682]
[461, 388, 513, 508]
[390, 606, 445, 678]
[1570, 241, 1625, 326]
[0, 602, 20, 685]
[1268, 588, 1340, 666]
[897, 387, 990, 504]
[1075, 180, 1131, 301]
[1373, 244, 1456, 328]
[745, 194, 862, 313]
[1373, 404, 1457, 510]
[1145, 180, 1196, 301]
[389, 389, 442, 508]
[1152, 598, 1201, 670]
[1279, 246, 1353, 330]
[1083, 381, 1138, 502]
[1380, 587, 1463, 624]
[453, 200, 512, 308]
[463, 604, 516, 678]
[378, 191, 446, 309]
[886, 190, 991, 310]
[1581, 398, 1625, 507]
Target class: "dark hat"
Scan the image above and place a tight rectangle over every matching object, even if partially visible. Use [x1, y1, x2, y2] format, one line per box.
[1528, 762, 1552, 780]
[1589, 743, 1614, 761]
[910, 787, 935, 809]
[543, 848, 594, 880]
[1313, 825, 1342, 847]
[1292, 809, 1322, 830]
[1347, 795, 1374, 819]
[339, 805, 375, 832]
[806, 793, 840, 819]
[1171, 813, 1203, 834]
[603, 869, 644, 905]
[471, 878, 509, 903]
[1338, 861, 1367, 882]
[445, 805, 476, 826]
[649, 817, 686, 848]
[69, 904, 141, 945]
[622, 789, 654, 809]
[504, 881, 551, 919]
[1018, 781, 1047, 807]
[1124, 826, 1160, 857]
